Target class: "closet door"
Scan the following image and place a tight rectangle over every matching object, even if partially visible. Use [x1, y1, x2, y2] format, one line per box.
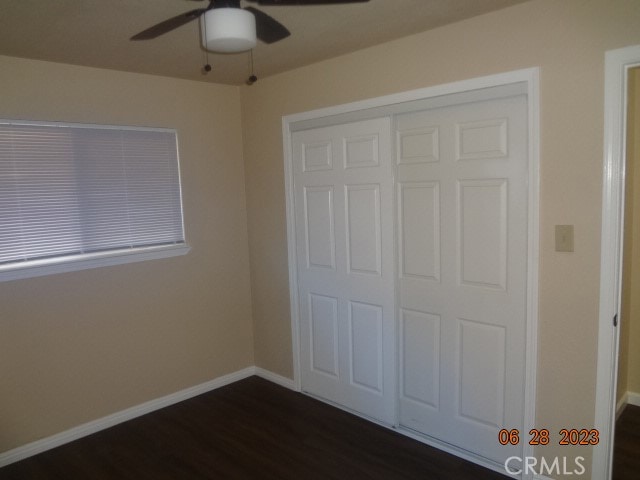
[292, 117, 395, 425]
[396, 95, 528, 464]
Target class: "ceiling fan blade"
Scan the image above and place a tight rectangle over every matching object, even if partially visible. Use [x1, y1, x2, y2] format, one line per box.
[245, 0, 369, 4]
[130, 9, 206, 40]
[244, 7, 291, 44]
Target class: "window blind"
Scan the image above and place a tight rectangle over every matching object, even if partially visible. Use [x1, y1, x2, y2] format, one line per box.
[0, 121, 186, 273]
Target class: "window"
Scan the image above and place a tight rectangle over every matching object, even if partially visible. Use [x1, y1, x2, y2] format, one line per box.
[0, 120, 189, 281]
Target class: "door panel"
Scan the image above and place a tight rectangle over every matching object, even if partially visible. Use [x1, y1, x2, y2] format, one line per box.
[344, 134, 380, 168]
[397, 94, 528, 464]
[346, 184, 381, 275]
[293, 117, 395, 425]
[302, 141, 333, 171]
[309, 293, 339, 377]
[348, 301, 383, 393]
[458, 318, 506, 427]
[459, 179, 507, 289]
[456, 118, 508, 160]
[398, 182, 440, 281]
[304, 186, 335, 270]
[400, 308, 441, 409]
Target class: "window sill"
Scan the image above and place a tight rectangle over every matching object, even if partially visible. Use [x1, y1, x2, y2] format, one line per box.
[0, 244, 191, 282]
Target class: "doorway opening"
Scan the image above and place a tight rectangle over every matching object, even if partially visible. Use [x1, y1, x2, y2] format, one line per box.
[594, 45, 640, 479]
[613, 66, 640, 479]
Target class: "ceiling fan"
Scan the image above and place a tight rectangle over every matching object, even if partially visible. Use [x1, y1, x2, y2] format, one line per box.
[131, 0, 370, 54]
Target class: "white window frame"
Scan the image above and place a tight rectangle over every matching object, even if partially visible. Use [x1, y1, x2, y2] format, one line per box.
[0, 119, 190, 282]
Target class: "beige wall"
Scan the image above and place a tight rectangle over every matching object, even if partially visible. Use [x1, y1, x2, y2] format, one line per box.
[0, 56, 254, 452]
[625, 68, 640, 395]
[241, 0, 640, 476]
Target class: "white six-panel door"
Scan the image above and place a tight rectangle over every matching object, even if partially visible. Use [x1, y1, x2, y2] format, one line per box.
[396, 94, 528, 464]
[292, 93, 529, 466]
[293, 117, 396, 425]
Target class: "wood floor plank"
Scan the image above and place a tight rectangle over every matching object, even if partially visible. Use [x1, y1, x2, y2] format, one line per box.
[0, 377, 507, 479]
[613, 404, 640, 480]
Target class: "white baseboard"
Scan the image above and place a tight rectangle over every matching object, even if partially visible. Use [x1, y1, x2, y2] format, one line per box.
[0, 366, 257, 468]
[254, 367, 296, 390]
[627, 391, 640, 407]
[616, 392, 628, 420]
[616, 390, 640, 421]
[0, 366, 555, 478]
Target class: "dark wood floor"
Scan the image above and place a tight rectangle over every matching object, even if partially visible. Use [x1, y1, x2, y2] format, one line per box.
[0, 376, 507, 479]
[613, 404, 640, 480]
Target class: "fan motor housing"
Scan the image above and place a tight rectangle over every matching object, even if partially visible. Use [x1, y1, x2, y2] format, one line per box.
[201, 8, 257, 53]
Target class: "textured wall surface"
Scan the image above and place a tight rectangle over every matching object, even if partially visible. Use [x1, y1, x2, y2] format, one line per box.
[0, 56, 254, 452]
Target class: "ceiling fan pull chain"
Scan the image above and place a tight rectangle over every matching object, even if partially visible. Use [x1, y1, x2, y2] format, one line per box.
[247, 49, 258, 85]
[204, 50, 212, 73]
[202, 12, 212, 73]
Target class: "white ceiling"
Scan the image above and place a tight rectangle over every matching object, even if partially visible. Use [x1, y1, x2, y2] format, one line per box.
[0, 0, 529, 86]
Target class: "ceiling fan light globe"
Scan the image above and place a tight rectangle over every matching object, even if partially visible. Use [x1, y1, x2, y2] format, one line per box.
[201, 8, 256, 53]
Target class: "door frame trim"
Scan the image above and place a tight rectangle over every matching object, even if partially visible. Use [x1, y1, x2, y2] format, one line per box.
[282, 67, 540, 476]
[593, 44, 640, 480]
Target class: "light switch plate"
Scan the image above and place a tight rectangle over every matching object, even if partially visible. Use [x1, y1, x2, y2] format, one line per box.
[555, 225, 574, 252]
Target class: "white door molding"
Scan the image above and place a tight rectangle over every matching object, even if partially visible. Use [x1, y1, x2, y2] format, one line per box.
[282, 68, 539, 476]
[593, 44, 640, 480]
